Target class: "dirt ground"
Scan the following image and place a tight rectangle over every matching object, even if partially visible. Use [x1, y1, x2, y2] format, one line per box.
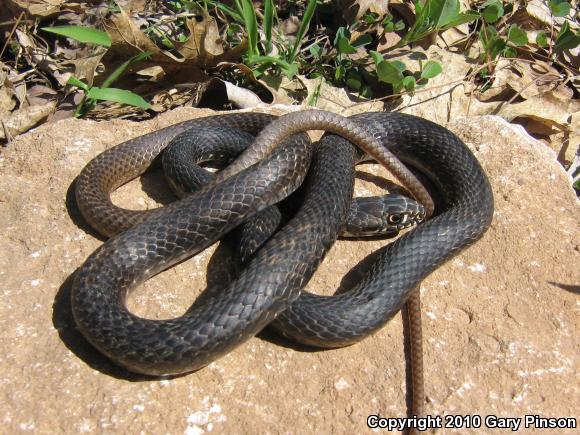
[0, 107, 578, 434]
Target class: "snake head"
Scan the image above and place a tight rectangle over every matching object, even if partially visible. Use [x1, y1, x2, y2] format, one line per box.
[343, 194, 426, 237]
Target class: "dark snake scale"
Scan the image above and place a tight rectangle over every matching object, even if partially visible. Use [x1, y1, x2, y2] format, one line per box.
[71, 111, 493, 376]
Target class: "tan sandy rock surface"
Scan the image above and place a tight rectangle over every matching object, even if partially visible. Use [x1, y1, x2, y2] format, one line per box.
[0, 108, 578, 434]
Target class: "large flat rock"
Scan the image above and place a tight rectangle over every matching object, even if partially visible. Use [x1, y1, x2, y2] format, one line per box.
[0, 108, 578, 433]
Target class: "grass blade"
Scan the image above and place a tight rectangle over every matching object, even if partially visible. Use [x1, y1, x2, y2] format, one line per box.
[67, 75, 89, 91]
[86, 87, 151, 109]
[289, 0, 317, 62]
[101, 51, 152, 89]
[42, 25, 111, 47]
[264, 0, 274, 49]
[238, 0, 259, 57]
[206, 0, 244, 22]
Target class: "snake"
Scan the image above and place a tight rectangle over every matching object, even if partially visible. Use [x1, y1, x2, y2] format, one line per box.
[161, 124, 426, 243]
[71, 110, 494, 376]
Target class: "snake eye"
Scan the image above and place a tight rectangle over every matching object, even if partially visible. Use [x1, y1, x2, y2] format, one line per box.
[387, 214, 403, 225]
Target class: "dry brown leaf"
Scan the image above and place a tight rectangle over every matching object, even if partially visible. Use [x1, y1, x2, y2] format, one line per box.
[61, 50, 107, 88]
[438, 25, 470, 47]
[136, 66, 165, 82]
[0, 87, 16, 119]
[106, 7, 164, 59]
[341, 0, 390, 24]
[104, 7, 207, 83]
[10, 0, 68, 17]
[491, 93, 578, 163]
[15, 29, 70, 86]
[27, 85, 58, 107]
[0, 100, 56, 141]
[0, 64, 17, 118]
[255, 73, 295, 105]
[178, 16, 224, 64]
[498, 93, 579, 131]
[298, 75, 383, 114]
[104, 6, 244, 85]
[387, 48, 577, 164]
[477, 59, 572, 102]
[526, 0, 578, 30]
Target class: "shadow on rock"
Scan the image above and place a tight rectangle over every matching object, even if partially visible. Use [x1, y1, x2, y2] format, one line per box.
[139, 168, 177, 206]
[548, 281, 580, 295]
[65, 178, 106, 242]
[52, 272, 162, 381]
[355, 170, 410, 194]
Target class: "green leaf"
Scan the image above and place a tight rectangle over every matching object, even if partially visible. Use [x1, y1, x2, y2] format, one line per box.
[148, 26, 174, 49]
[376, 60, 404, 84]
[101, 51, 152, 89]
[555, 21, 580, 52]
[238, 0, 259, 57]
[335, 64, 346, 80]
[431, 0, 461, 28]
[421, 60, 442, 79]
[346, 70, 362, 91]
[360, 84, 373, 99]
[403, 75, 416, 92]
[503, 46, 517, 58]
[441, 11, 480, 30]
[337, 36, 356, 54]
[309, 43, 322, 58]
[86, 87, 151, 109]
[479, 25, 507, 60]
[415, 0, 424, 16]
[384, 21, 394, 32]
[263, 0, 274, 47]
[392, 80, 403, 94]
[536, 31, 548, 47]
[289, 0, 317, 62]
[369, 50, 384, 65]
[362, 11, 380, 24]
[548, 0, 571, 17]
[481, 0, 504, 23]
[42, 25, 111, 47]
[207, 0, 243, 22]
[66, 75, 89, 91]
[507, 25, 527, 47]
[394, 20, 405, 31]
[352, 34, 372, 48]
[381, 14, 394, 26]
[247, 55, 299, 78]
[391, 60, 407, 72]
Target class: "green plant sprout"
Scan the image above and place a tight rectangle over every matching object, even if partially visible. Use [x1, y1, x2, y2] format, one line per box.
[41, 25, 152, 116]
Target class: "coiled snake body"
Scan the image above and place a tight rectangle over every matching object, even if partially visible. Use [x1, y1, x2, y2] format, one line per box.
[72, 111, 493, 376]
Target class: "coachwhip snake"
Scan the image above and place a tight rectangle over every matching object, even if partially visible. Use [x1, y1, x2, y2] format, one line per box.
[71, 111, 493, 399]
